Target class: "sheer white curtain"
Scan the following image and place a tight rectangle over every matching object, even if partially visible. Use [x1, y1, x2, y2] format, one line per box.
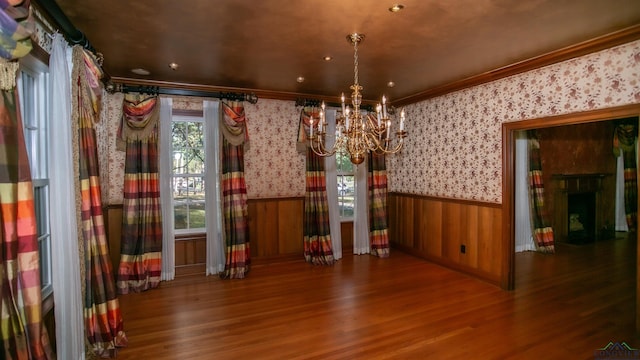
[515, 131, 535, 252]
[159, 97, 175, 281]
[204, 100, 225, 275]
[353, 157, 369, 254]
[323, 108, 342, 259]
[615, 149, 629, 231]
[49, 33, 85, 360]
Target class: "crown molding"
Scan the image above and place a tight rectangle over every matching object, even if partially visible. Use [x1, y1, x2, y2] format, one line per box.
[393, 24, 640, 107]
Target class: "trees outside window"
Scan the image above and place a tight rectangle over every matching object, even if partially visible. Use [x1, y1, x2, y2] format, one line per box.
[336, 150, 355, 220]
[172, 115, 205, 232]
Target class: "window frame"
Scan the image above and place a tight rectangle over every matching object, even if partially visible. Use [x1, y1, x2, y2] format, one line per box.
[17, 55, 53, 299]
[171, 114, 206, 235]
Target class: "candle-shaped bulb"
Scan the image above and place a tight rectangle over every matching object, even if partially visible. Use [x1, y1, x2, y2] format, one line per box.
[341, 93, 346, 115]
[376, 104, 382, 127]
[345, 107, 350, 130]
[382, 95, 388, 118]
[400, 108, 405, 131]
[385, 120, 391, 140]
[310, 116, 314, 137]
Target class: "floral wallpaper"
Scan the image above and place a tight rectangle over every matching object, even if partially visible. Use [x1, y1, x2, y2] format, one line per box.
[98, 40, 639, 205]
[387, 40, 640, 203]
[243, 100, 307, 198]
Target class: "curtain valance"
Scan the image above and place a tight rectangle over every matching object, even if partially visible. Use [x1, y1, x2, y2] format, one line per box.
[117, 93, 159, 150]
[613, 122, 638, 155]
[72, 46, 103, 125]
[220, 100, 249, 146]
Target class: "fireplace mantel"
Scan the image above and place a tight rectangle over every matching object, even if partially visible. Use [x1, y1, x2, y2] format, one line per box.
[551, 173, 610, 194]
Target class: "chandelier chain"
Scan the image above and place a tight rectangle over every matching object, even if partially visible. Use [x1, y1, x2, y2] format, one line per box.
[353, 40, 359, 86]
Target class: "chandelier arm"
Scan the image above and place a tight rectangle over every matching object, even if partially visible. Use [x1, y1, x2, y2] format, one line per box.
[310, 138, 338, 157]
[310, 132, 341, 157]
[377, 137, 405, 155]
[363, 131, 381, 152]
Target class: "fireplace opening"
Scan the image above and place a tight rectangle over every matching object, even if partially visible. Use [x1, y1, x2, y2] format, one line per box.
[567, 192, 596, 244]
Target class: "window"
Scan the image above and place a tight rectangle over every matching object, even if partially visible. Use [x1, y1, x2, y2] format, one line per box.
[172, 115, 206, 233]
[17, 57, 52, 298]
[336, 150, 355, 220]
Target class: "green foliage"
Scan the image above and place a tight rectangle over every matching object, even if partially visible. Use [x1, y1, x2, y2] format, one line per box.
[172, 121, 205, 175]
[336, 150, 354, 173]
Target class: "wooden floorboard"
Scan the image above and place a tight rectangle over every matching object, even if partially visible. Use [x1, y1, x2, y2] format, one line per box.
[115, 233, 637, 359]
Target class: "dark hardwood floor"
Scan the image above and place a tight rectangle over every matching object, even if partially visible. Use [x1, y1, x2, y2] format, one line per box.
[116, 234, 637, 359]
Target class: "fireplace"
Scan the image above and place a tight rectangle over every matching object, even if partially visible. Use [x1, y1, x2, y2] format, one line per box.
[567, 192, 596, 244]
[553, 173, 609, 244]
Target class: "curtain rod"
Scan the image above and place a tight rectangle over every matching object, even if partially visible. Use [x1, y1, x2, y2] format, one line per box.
[108, 83, 259, 104]
[35, 0, 96, 53]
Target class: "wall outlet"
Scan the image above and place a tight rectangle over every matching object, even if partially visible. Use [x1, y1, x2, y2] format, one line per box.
[460, 244, 466, 254]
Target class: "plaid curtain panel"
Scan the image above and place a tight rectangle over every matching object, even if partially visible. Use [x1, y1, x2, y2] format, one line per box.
[221, 138, 251, 278]
[73, 46, 127, 357]
[117, 135, 162, 293]
[622, 148, 638, 231]
[527, 131, 555, 253]
[614, 123, 638, 232]
[303, 148, 335, 265]
[368, 152, 390, 257]
[0, 3, 52, 358]
[0, 88, 52, 360]
[220, 101, 250, 279]
[116, 95, 162, 293]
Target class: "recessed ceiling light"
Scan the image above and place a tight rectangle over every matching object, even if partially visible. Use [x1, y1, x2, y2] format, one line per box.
[130, 68, 150, 76]
[297, 76, 305, 83]
[389, 4, 405, 12]
[168, 62, 179, 70]
[387, 81, 396, 88]
[323, 55, 332, 61]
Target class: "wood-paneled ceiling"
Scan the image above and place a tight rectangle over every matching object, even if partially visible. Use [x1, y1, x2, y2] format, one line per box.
[42, 0, 640, 104]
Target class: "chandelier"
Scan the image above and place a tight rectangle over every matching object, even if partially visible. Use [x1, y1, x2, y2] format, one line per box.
[308, 33, 407, 165]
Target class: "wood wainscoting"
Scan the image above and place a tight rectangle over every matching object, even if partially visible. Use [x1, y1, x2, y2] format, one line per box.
[247, 197, 355, 258]
[248, 197, 304, 258]
[104, 205, 124, 274]
[388, 193, 504, 286]
[104, 197, 354, 275]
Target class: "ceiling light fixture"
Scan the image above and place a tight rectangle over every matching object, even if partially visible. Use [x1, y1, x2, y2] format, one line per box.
[308, 33, 407, 165]
[323, 55, 332, 61]
[297, 76, 305, 83]
[387, 81, 395, 88]
[130, 68, 150, 76]
[389, 4, 405, 12]
[168, 62, 179, 70]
